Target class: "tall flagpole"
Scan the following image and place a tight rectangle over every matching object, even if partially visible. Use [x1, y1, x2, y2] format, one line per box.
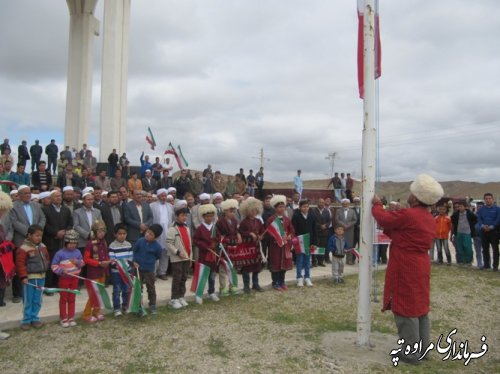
[357, 0, 376, 347]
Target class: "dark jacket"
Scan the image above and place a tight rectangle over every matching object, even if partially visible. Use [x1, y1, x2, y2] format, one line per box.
[42, 204, 73, 255]
[45, 143, 59, 158]
[30, 144, 43, 159]
[451, 209, 477, 236]
[31, 170, 53, 189]
[57, 173, 80, 189]
[291, 209, 318, 246]
[100, 202, 123, 244]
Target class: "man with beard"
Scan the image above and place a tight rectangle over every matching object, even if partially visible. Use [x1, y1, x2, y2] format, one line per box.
[100, 190, 123, 244]
[151, 189, 174, 280]
[312, 198, 331, 266]
[62, 186, 80, 214]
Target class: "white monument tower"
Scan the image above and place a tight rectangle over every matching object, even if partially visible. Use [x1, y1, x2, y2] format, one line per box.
[64, 0, 99, 150]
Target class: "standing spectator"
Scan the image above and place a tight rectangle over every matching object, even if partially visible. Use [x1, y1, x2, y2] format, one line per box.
[294, 170, 303, 197]
[0, 139, 10, 155]
[473, 202, 485, 269]
[340, 172, 347, 199]
[237, 168, 246, 184]
[77, 167, 95, 191]
[31, 161, 52, 191]
[127, 171, 143, 195]
[0, 148, 14, 168]
[371, 174, 443, 365]
[476, 193, 500, 271]
[225, 175, 235, 198]
[189, 172, 204, 197]
[434, 205, 452, 264]
[345, 173, 354, 201]
[202, 164, 212, 178]
[212, 171, 226, 195]
[174, 169, 191, 199]
[110, 169, 127, 191]
[151, 157, 162, 181]
[312, 198, 331, 266]
[95, 170, 111, 192]
[334, 199, 357, 265]
[71, 152, 84, 176]
[291, 199, 317, 287]
[247, 170, 256, 197]
[17, 140, 30, 167]
[203, 172, 214, 194]
[255, 167, 264, 199]
[141, 170, 157, 193]
[150, 189, 174, 280]
[119, 153, 130, 179]
[107, 149, 119, 178]
[123, 190, 154, 245]
[451, 201, 477, 267]
[234, 174, 246, 195]
[327, 172, 342, 203]
[62, 146, 73, 163]
[57, 152, 69, 175]
[139, 152, 152, 178]
[159, 169, 173, 190]
[29, 140, 43, 172]
[73, 192, 102, 261]
[45, 139, 58, 175]
[10, 164, 30, 186]
[57, 164, 79, 189]
[352, 197, 361, 250]
[99, 190, 124, 244]
[83, 150, 97, 175]
[78, 144, 89, 159]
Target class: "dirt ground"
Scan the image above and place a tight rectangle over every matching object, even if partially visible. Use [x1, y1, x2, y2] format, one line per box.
[0, 265, 498, 374]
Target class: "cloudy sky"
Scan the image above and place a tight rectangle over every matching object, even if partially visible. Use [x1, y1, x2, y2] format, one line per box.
[1, 0, 499, 183]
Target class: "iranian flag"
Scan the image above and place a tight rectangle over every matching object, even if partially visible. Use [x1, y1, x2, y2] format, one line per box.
[177, 145, 189, 169]
[294, 233, 310, 255]
[145, 127, 157, 150]
[357, 0, 381, 99]
[267, 217, 285, 247]
[115, 259, 133, 288]
[164, 142, 177, 156]
[84, 279, 112, 310]
[310, 246, 326, 255]
[127, 275, 143, 313]
[350, 248, 361, 259]
[190, 262, 211, 298]
[220, 257, 238, 287]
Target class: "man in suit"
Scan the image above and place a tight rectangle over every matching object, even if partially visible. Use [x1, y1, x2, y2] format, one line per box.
[100, 190, 123, 244]
[8, 185, 46, 302]
[73, 191, 102, 252]
[123, 189, 153, 244]
[312, 197, 332, 266]
[42, 190, 73, 288]
[335, 198, 358, 265]
[150, 189, 175, 280]
[141, 169, 157, 193]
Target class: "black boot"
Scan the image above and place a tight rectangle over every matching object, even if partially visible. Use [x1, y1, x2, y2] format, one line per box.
[0, 288, 5, 307]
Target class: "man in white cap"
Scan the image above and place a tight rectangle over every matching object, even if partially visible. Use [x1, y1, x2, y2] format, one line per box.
[73, 191, 102, 251]
[372, 174, 444, 365]
[62, 186, 80, 213]
[141, 169, 157, 193]
[151, 189, 174, 280]
[334, 198, 357, 265]
[191, 193, 212, 230]
[8, 185, 46, 302]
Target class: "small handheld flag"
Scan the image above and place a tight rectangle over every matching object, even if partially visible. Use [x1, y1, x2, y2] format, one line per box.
[25, 282, 81, 295]
[146, 127, 157, 150]
[190, 262, 211, 298]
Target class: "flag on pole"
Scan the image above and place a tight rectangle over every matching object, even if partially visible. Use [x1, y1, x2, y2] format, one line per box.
[220, 257, 238, 287]
[190, 262, 211, 298]
[310, 246, 325, 255]
[84, 279, 112, 310]
[294, 233, 310, 255]
[25, 283, 81, 295]
[349, 248, 361, 259]
[357, 0, 381, 99]
[267, 217, 285, 247]
[177, 145, 189, 169]
[145, 127, 157, 150]
[127, 275, 143, 313]
[114, 259, 133, 288]
[165, 142, 177, 156]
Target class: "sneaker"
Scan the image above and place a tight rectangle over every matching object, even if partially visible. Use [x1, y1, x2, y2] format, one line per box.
[304, 278, 313, 287]
[169, 299, 182, 310]
[208, 293, 220, 302]
[114, 309, 123, 317]
[273, 284, 283, 291]
[0, 331, 10, 340]
[68, 320, 77, 327]
[252, 285, 264, 292]
[96, 315, 105, 321]
[179, 298, 189, 307]
[31, 321, 43, 329]
[60, 320, 70, 328]
[281, 284, 288, 291]
[219, 288, 229, 297]
[229, 287, 238, 295]
[12, 297, 21, 304]
[195, 296, 203, 305]
[296, 278, 304, 287]
[121, 306, 128, 314]
[86, 316, 98, 323]
[149, 305, 157, 314]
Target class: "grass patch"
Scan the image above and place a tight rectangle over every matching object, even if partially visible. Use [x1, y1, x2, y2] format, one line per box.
[207, 336, 230, 359]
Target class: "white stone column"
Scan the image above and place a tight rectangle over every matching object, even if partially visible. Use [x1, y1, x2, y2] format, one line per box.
[65, 0, 100, 150]
[99, 0, 131, 162]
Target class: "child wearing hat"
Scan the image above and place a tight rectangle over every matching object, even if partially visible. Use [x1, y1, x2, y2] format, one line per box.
[216, 199, 241, 296]
[83, 220, 110, 323]
[132, 223, 163, 315]
[193, 204, 221, 303]
[166, 207, 193, 309]
[51, 229, 85, 327]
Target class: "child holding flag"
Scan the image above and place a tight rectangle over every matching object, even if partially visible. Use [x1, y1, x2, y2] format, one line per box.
[328, 225, 350, 284]
[216, 199, 241, 296]
[132, 224, 163, 315]
[83, 220, 111, 323]
[167, 206, 192, 309]
[291, 199, 317, 287]
[51, 229, 84, 327]
[265, 195, 295, 291]
[108, 223, 133, 316]
[16, 224, 51, 330]
[193, 204, 221, 304]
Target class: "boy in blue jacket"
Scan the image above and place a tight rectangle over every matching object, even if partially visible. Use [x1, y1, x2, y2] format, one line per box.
[327, 225, 350, 284]
[133, 224, 163, 315]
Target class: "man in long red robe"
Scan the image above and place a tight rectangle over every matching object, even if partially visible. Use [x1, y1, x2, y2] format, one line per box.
[372, 174, 443, 365]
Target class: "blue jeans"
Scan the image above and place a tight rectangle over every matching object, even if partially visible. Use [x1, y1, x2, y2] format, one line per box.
[242, 272, 260, 288]
[111, 272, 130, 310]
[296, 253, 310, 279]
[22, 278, 44, 325]
[473, 236, 484, 268]
[435, 239, 451, 263]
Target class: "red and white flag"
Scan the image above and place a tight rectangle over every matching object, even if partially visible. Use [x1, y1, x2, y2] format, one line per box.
[357, 0, 381, 99]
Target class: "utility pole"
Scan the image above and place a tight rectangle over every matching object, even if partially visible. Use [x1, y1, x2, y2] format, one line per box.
[253, 147, 270, 169]
[325, 152, 337, 178]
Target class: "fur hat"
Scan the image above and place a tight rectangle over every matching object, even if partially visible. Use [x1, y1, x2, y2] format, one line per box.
[199, 203, 217, 216]
[91, 219, 107, 233]
[0, 191, 13, 212]
[239, 197, 263, 218]
[270, 194, 287, 208]
[410, 174, 444, 206]
[148, 224, 163, 238]
[221, 199, 239, 211]
[64, 229, 79, 243]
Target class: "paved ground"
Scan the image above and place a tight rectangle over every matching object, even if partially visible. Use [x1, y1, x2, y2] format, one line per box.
[0, 261, 388, 330]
